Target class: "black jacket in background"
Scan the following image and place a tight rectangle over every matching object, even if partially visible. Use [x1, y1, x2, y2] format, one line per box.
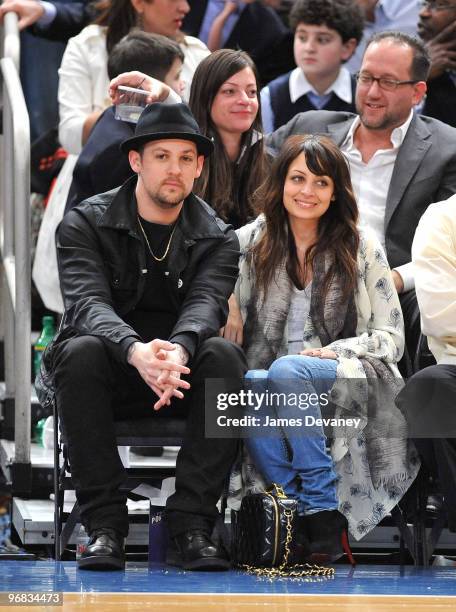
[183, 0, 294, 85]
[31, 0, 94, 42]
[423, 73, 456, 129]
[65, 107, 135, 213]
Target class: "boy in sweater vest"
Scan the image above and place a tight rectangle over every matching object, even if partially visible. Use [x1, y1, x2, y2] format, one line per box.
[261, 0, 364, 132]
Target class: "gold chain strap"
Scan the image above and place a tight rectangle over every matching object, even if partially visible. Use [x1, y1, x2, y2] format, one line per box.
[239, 485, 335, 580]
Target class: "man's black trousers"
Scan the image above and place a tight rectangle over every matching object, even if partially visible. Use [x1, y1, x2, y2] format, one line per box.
[397, 363, 456, 531]
[52, 335, 247, 538]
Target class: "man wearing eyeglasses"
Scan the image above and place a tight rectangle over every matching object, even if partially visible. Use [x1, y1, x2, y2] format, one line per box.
[266, 30, 456, 365]
[417, 0, 456, 127]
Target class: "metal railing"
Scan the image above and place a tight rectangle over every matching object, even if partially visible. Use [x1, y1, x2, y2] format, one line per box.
[2, 12, 20, 71]
[1, 12, 32, 492]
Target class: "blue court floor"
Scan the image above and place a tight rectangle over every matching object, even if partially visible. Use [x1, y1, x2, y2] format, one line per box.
[1, 562, 456, 597]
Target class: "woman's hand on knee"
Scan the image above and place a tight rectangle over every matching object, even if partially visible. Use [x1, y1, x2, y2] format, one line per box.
[220, 294, 244, 345]
[300, 348, 338, 360]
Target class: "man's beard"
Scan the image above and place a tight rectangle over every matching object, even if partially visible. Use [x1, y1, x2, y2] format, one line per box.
[147, 185, 188, 209]
[360, 112, 395, 130]
[357, 102, 405, 131]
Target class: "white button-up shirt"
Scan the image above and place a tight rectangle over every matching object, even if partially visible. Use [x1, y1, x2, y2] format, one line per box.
[261, 66, 353, 133]
[340, 110, 415, 291]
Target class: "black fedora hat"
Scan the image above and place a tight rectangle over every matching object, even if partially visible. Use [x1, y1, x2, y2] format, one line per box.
[120, 102, 213, 157]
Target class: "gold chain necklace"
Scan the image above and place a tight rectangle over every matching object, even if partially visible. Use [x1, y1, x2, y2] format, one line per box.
[137, 215, 177, 262]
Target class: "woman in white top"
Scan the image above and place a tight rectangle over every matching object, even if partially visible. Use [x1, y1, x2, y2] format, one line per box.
[58, 0, 209, 154]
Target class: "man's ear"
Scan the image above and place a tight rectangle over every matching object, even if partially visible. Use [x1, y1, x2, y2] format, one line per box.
[128, 150, 142, 174]
[195, 155, 205, 178]
[412, 81, 427, 105]
[342, 38, 358, 61]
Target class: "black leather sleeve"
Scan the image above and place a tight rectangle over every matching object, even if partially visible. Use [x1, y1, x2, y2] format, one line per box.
[56, 208, 141, 364]
[169, 229, 240, 351]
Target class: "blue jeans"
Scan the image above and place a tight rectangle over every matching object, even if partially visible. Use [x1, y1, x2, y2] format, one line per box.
[245, 355, 338, 516]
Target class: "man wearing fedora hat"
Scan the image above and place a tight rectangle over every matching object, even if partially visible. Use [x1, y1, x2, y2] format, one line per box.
[37, 102, 247, 571]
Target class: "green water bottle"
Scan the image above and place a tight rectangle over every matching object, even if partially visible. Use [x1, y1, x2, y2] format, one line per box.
[34, 316, 55, 377]
[34, 418, 46, 447]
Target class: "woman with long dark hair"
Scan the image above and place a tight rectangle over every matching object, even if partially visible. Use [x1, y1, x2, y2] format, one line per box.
[189, 49, 269, 228]
[231, 134, 418, 560]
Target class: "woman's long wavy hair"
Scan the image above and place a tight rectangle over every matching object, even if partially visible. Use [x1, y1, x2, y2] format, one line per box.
[189, 49, 268, 225]
[252, 134, 360, 300]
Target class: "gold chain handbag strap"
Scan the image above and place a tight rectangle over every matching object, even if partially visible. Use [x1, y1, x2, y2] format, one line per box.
[239, 484, 335, 580]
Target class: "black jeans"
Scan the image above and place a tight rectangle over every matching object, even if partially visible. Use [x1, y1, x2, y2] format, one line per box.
[399, 289, 422, 374]
[52, 335, 247, 538]
[396, 364, 456, 531]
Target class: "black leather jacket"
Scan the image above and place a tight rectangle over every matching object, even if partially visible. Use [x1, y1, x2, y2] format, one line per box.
[36, 176, 240, 407]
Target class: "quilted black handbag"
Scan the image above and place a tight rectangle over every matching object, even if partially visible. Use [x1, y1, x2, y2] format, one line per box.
[231, 484, 297, 568]
[231, 484, 334, 578]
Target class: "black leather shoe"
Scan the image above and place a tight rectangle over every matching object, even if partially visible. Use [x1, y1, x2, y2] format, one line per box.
[166, 530, 230, 571]
[306, 510, 347, 558]
[78, 528, 125, 571]
[290, 515, 311, 564]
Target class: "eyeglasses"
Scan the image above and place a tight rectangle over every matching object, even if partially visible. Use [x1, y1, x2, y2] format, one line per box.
[355, 73, 419, 91]
[420, 0, 456, 11]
